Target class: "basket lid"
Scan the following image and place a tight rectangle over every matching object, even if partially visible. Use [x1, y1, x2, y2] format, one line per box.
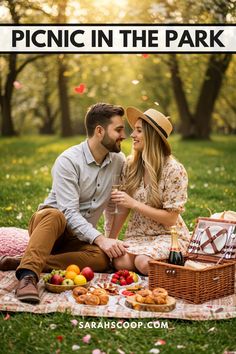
[187, 217, 236, 262]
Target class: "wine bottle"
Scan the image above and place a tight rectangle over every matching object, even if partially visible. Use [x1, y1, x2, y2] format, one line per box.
[168, 226, 184, 266]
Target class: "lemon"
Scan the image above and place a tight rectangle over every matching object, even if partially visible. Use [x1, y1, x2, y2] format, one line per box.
[74, 274, 87, 285]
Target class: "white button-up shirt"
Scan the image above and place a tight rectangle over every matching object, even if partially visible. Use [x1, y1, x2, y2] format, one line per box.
[39, 140, 125, 244]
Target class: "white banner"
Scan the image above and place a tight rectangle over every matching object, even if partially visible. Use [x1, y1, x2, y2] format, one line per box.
[0, 24, 235, 53]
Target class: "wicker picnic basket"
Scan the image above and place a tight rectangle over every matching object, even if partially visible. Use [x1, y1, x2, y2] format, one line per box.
[149, 217, 236, 304]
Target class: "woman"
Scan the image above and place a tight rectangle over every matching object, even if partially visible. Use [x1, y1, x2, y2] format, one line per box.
[109, 106, 190, 275]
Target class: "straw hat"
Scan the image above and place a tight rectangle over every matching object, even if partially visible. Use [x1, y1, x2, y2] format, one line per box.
[126, 107, 173, 153]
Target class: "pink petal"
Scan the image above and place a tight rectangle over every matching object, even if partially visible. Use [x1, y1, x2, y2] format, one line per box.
[82, 334, 91, 344]
[4, 313, 10, 320]
[71, 319, 78, 326]
[13, 81, 23, 89]
[92, 350, 102, 354]
[155, 339, 166, 346]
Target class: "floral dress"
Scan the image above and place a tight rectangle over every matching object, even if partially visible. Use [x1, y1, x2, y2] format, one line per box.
[123, 157, 190, 260]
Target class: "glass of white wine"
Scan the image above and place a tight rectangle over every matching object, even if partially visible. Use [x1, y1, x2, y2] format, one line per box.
[111, 174, 122, 214]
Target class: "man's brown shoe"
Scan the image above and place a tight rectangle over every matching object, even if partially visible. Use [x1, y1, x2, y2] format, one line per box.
[0, 256, 21, 271]
[16, 275, 40, 304]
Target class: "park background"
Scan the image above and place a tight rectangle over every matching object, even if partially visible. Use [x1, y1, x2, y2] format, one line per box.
[0, 1, 236, 354]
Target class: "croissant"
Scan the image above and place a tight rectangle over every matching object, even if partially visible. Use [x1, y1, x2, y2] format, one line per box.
[84, 294, 100, 305]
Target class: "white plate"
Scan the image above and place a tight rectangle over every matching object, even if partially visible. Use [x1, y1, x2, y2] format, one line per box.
[109, 273, 142, 288]
[200, 225, 227, 254]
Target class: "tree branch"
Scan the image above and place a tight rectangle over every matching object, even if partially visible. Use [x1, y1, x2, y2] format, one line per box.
[16, 54, 48, 75]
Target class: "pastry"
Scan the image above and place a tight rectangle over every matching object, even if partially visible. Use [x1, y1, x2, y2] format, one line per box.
[135, 294, 145, 303]
[73, 287, 88, 297]
[143, 295, 155, 304]
[92, 288, 107, 296]
[152, 287, 168, 298]
[136, 289, 152, 297]
[98, 294, 109, 305]
[153, 295, 167, 305]
[76, 294, 87, 304]
[84, 294, 100, 305]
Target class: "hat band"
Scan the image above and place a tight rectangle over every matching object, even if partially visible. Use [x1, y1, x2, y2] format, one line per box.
[144, 114, 168, 138]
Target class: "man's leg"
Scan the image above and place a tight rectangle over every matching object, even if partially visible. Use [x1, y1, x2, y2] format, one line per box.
[46, 240, 109, 272]
[15, 208, 66, 303]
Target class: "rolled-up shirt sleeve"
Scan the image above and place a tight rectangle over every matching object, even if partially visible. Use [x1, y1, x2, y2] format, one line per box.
[52, 156, 101, 244]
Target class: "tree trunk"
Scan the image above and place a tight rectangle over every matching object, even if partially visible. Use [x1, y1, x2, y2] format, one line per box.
[194, 54, 232, 139]
[57, 56, 73, 137]
[169, 54, 195, 138]
[0, 54, 17, 136]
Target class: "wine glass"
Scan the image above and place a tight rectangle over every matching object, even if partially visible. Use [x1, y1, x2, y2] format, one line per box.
[111, 174, 122, 214]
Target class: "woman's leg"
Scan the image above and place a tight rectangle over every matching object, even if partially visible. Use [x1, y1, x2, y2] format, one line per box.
[134, 255, 152, 275]
[113, 253, 136, 271]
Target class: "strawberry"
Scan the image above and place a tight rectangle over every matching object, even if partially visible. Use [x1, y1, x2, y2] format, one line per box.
[113, 273, 119, 279]
[111, 278, 119, 284]
[123, 270, 130, 278]
[126, 276, 134, 285]
[122, 290, 134, 296]
[120, 279, 127, 286]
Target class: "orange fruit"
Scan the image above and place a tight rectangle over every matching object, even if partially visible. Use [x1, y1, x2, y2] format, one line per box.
[65, 270, 77, 280]
[74, 274, 87, 285]
[66, 264, 80, 274]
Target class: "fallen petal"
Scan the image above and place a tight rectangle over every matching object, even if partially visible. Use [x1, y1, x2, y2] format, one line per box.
[82, 334, 91, 343]
[49, 323, 57, 329]
[177, 345, 186, 349]
[142, 54, 149, 58]
[155, 339, 166, 346]
[56, 335, 63, 342]
[71, 319, 78, 326]
[149, 349, 160, 354]
[72, 344, 80, 351]
[92, 350, 102, 354]
[208, 327, 215, 332]
[117, 349, 125, 354]
[4, 313, 10, 320]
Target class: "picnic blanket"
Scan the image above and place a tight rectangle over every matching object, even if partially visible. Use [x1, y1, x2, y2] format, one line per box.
[0, 271, 236, 321]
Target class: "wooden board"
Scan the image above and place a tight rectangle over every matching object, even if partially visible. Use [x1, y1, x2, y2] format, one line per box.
[125, 295, 176, 312]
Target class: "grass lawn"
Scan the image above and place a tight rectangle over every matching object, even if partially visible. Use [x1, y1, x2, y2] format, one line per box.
[0, 134, 236, 354]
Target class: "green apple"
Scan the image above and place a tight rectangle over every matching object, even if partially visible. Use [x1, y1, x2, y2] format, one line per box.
[62, 278, 74, 286]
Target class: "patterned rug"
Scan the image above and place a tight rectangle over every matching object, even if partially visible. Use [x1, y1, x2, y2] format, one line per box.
[0, 271, 236, 321]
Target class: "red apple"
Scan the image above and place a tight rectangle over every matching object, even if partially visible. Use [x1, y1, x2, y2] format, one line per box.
[80, 267, 94, 281]
[50, 274, 64, 285]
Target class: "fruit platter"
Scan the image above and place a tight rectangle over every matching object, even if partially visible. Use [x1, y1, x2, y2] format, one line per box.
[43, 264, 94, 293]
[110, 269, 141, 287]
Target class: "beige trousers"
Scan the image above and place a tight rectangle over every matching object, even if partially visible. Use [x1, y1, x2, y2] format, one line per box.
[16, 208, 109, 279]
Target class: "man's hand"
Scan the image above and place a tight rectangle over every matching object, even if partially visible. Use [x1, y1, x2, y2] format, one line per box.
[94, 235, 129, 259]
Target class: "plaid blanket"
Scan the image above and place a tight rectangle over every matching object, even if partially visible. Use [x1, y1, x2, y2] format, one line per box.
[0, 271, 236, 321]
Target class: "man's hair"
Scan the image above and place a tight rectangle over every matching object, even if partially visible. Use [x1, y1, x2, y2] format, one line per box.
[85, 103, 124, 137]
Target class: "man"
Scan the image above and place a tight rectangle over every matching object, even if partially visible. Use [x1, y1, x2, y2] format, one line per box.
[0, 103, 127, 303]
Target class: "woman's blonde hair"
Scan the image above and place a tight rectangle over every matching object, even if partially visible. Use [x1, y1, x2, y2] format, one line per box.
[125, 119, 170, 207]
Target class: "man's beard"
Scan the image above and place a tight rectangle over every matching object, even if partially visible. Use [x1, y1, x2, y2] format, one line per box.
[101, 133, 121, 153]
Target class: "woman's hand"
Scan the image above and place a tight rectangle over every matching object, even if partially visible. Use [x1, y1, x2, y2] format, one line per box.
[111, 190, 137, 209]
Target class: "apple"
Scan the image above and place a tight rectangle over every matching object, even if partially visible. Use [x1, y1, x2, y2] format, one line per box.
[62, 278, 74, 286]
[50, 274, 64, 285]
[80, 267, 94, 281]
